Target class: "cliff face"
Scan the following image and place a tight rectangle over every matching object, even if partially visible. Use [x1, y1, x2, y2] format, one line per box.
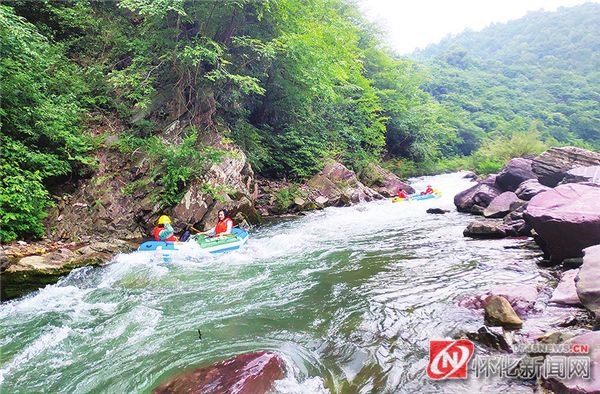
[45, 121, 261, 243]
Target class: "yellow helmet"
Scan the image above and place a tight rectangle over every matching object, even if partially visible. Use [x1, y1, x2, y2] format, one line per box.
[157, 215, 171, 225]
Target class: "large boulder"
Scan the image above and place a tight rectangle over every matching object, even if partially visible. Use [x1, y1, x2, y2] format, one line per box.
[495, 158, 536, 191]
[532, 147, 600, 187]
[153, 352, 285, 394]
[308, 162, 382, 206]
[575, 245, 600, 317]
[543, 331, 600, 394]
[514, 179, 551, 201]
[524, 183, 600, 263]
[359, 163, 415, 197]
[550, 269, 582, 306]
[483, 191, 520, 218]
[562, 165, 600, 185]
[454, 175, 503, 214]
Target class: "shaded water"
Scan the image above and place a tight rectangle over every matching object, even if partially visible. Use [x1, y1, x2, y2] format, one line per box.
[0, 173, 545, 393]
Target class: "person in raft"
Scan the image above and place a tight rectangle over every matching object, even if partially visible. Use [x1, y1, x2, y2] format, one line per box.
[396, 189, 409, 198]
[202, 209, 234, 237]
[421, 185, 434, 195]
[154, 215, 178, 242]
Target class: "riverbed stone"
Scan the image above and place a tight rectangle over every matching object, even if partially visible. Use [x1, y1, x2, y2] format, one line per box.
[543, 331, 600, 393]
[463, 219, 507, 238]
[550, 269, 582, 307]
[152, 351, 285, 394]
[484, 295, 523, 329]
[524, 183, 600, 263]
[575, 245, 600, 317]
[483, 191, 520, 218]
[496, 158, 537, 192]
[426, 208, 450, 214]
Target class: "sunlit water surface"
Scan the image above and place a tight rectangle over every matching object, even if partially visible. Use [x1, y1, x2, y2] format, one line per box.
[0, 173, 546, 393]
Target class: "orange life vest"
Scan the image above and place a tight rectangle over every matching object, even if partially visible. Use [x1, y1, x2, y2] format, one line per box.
[215, 218, 233, 235]
[153, 226, 177, 242]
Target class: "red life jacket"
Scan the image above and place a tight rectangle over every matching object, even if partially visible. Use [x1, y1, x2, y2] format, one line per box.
[215, 218, 233, 235]
[153, 226, 177, 242]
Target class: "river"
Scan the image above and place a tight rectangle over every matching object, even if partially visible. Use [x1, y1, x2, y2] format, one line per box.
[0, 173, 547, 393]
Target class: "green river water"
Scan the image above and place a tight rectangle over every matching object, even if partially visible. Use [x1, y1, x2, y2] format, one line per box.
[0, 173, 548, 393]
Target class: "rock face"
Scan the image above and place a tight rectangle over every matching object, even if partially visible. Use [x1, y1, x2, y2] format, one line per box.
[495, 158, 537, 191]
[484, 295, 523, 329]
[152, 352, 285, 394]
[47, 131, 261, 241]
[308, 162, 382, 206]
[575, 245, 600, 317]
[1, 240, 133, 300]
[531, 146, 600, 187]
[514, 179, 551, 201]
[454, 175, 503, 214]
[483, 191, 520, 218]
[562, 165, 600, 185]
[524, 183, 600, 263]
[359, 163, 415, 197]
[550, 269, 582, 306]
[543, 331, 600, 394]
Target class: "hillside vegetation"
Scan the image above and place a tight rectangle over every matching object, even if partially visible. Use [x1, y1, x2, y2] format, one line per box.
[412, 3, 600, 173]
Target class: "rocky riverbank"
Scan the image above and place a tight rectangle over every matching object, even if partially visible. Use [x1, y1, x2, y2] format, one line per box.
[454, 146, 600, 393]
[1, 133, 411, 301]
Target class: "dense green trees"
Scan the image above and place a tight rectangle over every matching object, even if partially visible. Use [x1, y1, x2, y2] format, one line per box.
[415, 3, 600, 164]
[1, 0, 449, 241]
[0, 5, 93, 241]
[2, 1, 598, 241]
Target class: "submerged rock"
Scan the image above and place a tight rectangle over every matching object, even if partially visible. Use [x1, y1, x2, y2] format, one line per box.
[495, 158, 537, 192]
[483, 191, 521, 218]
[466, 326, 512, 352]
[463, 219, 507, 239]
[550, 269, 582, 307]
[484, 295, 523, 329]
[524, 183, 600, 264]
[153, 351, 285, 394]
[454, 175, 503, 214]
[576, 245, 600, 317]
[514, 179, 551, 201]
[531, 146, 600, 187]
[426, 208, 450, 214]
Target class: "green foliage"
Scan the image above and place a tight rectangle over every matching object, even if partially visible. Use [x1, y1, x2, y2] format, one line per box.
[417, 3, 600, 155]
[273, 184, 303, 212]
[0, 5, 92, 241]
[0, 165, 50, 242]
[118, 130, 225, 206]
